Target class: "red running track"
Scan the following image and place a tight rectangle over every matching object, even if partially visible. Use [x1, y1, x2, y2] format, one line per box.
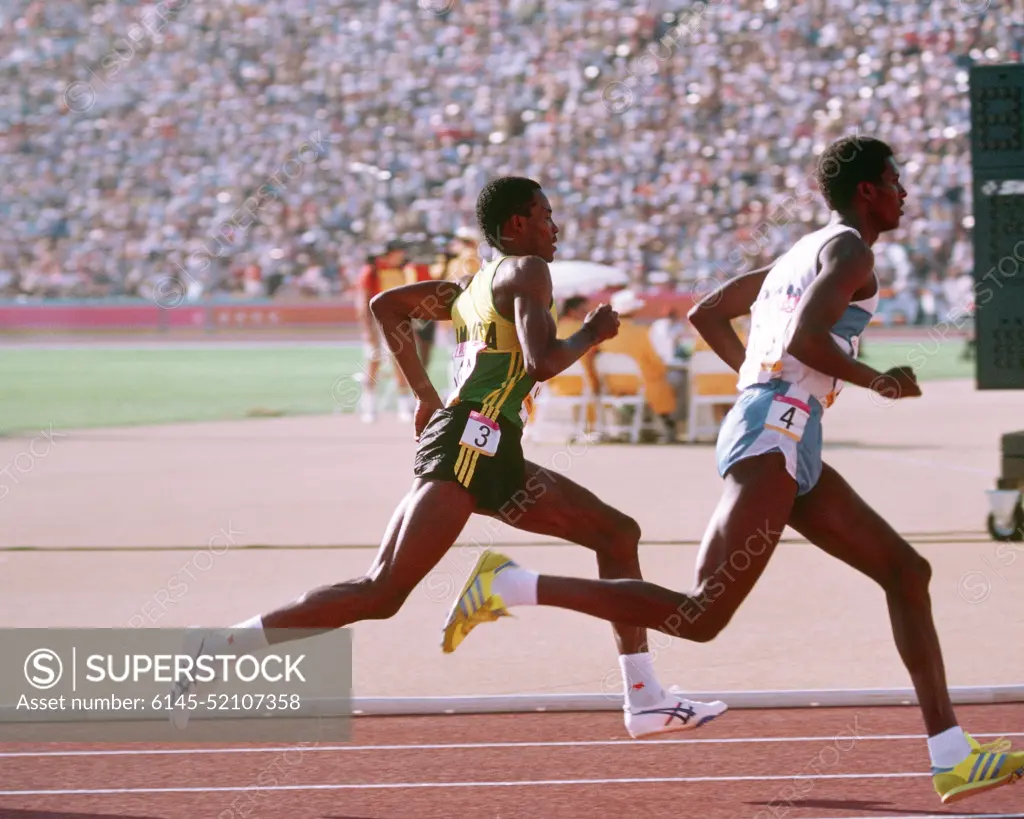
[0, 704, 1022, 819]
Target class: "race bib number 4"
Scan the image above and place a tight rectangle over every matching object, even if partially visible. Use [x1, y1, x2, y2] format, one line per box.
[764, 395, 810, 441]
[460, 410, 501, 457]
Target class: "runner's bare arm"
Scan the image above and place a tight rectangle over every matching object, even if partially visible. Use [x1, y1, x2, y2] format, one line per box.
[370, 279, 464, 323]
[687, 264, 773, 372]
[511, 257, 618, 382]
[370, 280, 464, 401]
[785, 235, 890, 390]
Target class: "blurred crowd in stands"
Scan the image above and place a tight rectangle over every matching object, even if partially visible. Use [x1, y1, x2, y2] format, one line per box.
[1, 0, 1019, 325]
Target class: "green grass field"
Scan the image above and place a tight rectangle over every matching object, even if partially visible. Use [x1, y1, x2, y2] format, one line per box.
[0, 339, 974, 434]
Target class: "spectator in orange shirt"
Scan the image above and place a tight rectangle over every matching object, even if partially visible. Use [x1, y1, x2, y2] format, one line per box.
[544, 295, 601, 432]
[691, 317, 747, 424]
[356, 240, 416, 423]
[598, 289, 678, 442]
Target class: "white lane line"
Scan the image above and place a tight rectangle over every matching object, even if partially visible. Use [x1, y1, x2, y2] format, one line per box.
[2, 732, 1022, 759]
[801, 815, 1024, 819]
[0, 771, 937, 796]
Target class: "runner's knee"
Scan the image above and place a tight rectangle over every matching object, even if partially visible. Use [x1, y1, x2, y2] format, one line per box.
[681, 581, 742, 642]
[598, 513, 641, 564]
[372, 575, 415, 618]
[649, 590, 727, 643]
[370, 588, 408, 619]
[333, 575, 409, 620]
[889, 549, 932, 598]
[685, 606, 733, 643]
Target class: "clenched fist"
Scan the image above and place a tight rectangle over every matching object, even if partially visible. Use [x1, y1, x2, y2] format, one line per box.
[583, 303, 620, 344]
[871, 366, 922, 400]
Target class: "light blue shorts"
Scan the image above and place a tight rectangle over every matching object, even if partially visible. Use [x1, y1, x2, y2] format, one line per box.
[715, 380, 824, 496]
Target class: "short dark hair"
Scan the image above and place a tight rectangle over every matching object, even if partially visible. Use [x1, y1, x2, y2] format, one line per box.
[814, 136, 894, 211]
[476, 177, 541, 249]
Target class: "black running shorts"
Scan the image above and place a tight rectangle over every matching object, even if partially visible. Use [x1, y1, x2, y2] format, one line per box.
[413, 401, 526, 513]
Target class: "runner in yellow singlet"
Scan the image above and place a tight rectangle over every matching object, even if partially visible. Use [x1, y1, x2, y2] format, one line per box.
[445, 252, 556, 428]
[172, 177, 728, 741]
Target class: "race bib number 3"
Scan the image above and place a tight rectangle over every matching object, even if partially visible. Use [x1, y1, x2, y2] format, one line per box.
[460, 410, 501, 457]
[765, 395, 810, 441]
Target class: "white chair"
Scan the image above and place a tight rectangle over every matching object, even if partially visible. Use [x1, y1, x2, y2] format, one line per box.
[525, 360, 595, 443]
[592, 352, 648, 444]
[686, 350, 740, 442]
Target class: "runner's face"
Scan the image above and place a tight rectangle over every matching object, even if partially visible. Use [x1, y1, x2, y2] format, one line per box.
[871, 157, 907, 231]
[523, 191, 558, 262]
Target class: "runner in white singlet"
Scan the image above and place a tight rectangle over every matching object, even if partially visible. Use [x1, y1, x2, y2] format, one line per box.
[737, 222, 881, 409]
[445, 136, 1024, 808]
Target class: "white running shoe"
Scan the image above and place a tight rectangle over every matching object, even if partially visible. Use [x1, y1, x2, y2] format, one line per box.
[624, 688, 729, 739]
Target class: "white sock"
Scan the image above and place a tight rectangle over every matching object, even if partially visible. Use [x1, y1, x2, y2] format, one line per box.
[619, 652, 667, 710]
[203, 614, 270, 657]
[927, 725, 972, 768]
[491, 565, 538, 607]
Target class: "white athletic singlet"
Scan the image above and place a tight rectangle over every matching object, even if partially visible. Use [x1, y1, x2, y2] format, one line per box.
[736, 222, 880, 409]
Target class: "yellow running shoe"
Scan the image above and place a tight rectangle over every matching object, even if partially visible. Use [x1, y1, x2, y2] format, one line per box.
[441, 550, 517, 654]
[932, 732, 1024, 804]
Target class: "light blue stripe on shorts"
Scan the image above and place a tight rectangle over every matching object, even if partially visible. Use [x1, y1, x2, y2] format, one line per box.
[715, 380, 824, 496]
